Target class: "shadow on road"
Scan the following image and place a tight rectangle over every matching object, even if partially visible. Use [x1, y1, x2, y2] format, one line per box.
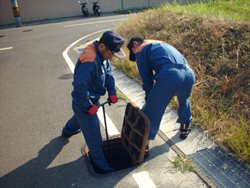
[0, 136, 136, 188]
[147, 142, 170, 161]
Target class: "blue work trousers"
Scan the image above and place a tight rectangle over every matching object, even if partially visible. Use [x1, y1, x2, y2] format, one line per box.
[143, 65, 195, 140]
[63, 102, 112, 172]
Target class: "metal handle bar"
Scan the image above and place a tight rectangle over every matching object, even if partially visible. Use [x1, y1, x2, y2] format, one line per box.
[99, 100, 111, 107]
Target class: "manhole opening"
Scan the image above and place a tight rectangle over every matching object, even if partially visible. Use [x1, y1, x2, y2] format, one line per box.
[85, 103, 150, 174]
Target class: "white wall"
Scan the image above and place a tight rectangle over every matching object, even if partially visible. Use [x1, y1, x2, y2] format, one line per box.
[0, 0, 168, 26]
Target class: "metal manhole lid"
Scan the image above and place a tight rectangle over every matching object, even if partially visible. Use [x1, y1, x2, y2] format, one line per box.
[121, 103, 150, 164]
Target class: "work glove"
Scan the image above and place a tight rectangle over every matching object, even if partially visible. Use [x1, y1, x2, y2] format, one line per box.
[108, 95, 118, 104]
[88, 104, 98, 115]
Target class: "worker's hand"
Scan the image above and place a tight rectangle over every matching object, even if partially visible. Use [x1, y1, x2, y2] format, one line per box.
[88, 104, 98, 115]
[108, 95, 118, 104]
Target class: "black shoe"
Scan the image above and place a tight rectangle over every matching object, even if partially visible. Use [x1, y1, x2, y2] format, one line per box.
[61, 130, 81, 138]
[89, 154, 115, 174]
[180, 124, 191, 139]
[144, 145, 150, 159]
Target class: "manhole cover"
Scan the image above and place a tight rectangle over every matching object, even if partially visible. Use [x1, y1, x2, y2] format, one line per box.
[22, 29, 33, 32]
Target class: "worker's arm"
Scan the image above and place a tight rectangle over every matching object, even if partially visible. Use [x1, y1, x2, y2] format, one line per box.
[72, 61, 95, 109]
[104, 60, 116, 96]
[136, 52, 154, 101]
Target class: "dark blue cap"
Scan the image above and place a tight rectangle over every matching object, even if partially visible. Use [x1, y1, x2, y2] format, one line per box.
[99, 31, 125, 52]
[127, 36, 144, 61]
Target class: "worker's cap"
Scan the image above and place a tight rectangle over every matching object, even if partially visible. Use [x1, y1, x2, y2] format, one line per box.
[127, 36, 144, 61]
[99, 31, 126, 59]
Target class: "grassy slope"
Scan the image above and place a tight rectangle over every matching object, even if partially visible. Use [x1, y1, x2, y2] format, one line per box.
[162, 0, 250, 22]
[114, 0, 250, 162]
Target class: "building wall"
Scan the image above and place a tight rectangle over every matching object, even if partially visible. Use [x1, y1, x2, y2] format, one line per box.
[0, 0, 168, 26]
[0, 0, 14, 25]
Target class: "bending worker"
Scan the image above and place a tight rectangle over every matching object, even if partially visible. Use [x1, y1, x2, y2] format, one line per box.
[62, 31, 125, 173]
[127, 36, 195, 141]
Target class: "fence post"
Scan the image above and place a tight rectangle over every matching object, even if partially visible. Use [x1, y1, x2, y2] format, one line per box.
[10, 0, 22, 27]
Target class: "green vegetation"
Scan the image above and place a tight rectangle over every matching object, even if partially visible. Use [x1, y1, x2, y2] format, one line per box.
[114, 0, 250, 162]
[161, 0, 250, 22]
[173, 156, 195, 172]
[117, 89, 130, 103]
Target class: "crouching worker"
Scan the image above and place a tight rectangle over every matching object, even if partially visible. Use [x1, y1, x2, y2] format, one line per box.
[127, 36, 195, 143]
[62, 31, 125, 173]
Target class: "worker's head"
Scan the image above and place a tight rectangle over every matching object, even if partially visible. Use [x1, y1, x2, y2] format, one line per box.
[98, 31, 125, 60]
[127, 36, 144, 61]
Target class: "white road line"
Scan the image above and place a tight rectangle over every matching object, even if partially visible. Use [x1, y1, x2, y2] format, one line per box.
[62, 28, 112, 72]
[132, 171, 157, 188]
[64, 18, 127, 27]
[62, 28, 120, 136]
[0, 47, 13, 51]
[97, 109, 120, 136]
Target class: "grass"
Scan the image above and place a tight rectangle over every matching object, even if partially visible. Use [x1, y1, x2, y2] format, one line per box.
[161, 0, 250, 22]
[114, 0, 250, 163]
[117, 89, 130, 103]
[173, 156, 196, 172]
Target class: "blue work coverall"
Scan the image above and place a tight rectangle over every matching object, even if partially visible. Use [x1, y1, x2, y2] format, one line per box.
[63, 41, 116, 171]
[135, 40, 195, 140]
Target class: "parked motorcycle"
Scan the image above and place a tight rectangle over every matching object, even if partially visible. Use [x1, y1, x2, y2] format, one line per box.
[92, 2, 101, 16]
[79, 1, 89, 17]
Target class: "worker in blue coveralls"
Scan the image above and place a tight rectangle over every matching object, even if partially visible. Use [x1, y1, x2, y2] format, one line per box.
[127, 36, 195, 143]
[62, 31, 125, 174]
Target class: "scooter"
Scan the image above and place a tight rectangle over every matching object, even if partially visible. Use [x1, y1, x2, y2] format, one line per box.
[92, 2, 101, 16]
[79, 1, 89, 17]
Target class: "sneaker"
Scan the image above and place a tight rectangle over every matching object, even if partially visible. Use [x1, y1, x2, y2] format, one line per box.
[61, 130, 81, 138]
[180, 124, 191, 139]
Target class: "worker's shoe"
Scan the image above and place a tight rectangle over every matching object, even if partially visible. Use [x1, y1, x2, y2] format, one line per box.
[89, 155, 115, 174]
[180, 124, 191, 139]
[61, 129, 81, 138]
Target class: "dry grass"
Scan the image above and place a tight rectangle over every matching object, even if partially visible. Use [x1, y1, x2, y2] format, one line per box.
[173, 156, 196, 173]
[114, 7, 250, 162]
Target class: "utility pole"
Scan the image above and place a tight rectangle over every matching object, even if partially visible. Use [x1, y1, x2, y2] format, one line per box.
[121, 0, 124, 12]
[10, 0, 22, 27]
[148, 0, 150, 8]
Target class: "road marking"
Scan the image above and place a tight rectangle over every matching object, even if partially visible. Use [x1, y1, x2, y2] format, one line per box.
[132, 171, 157, 188]
[62, 28, 112, 72]
[97, 109, 120, 136]
[0, 47, 13, 51]
[64, 18, 127, 27]
[62, 28, 120, 136]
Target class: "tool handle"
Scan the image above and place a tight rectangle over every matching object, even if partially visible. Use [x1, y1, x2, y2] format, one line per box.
[99, 99, 111, 107]
[100, 101, 110, 142]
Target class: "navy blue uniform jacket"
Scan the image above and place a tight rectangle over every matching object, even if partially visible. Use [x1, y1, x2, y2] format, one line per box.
[71, 41, 116, 110]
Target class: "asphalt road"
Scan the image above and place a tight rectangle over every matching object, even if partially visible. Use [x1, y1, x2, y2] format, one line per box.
[0, 14, 207, 188]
